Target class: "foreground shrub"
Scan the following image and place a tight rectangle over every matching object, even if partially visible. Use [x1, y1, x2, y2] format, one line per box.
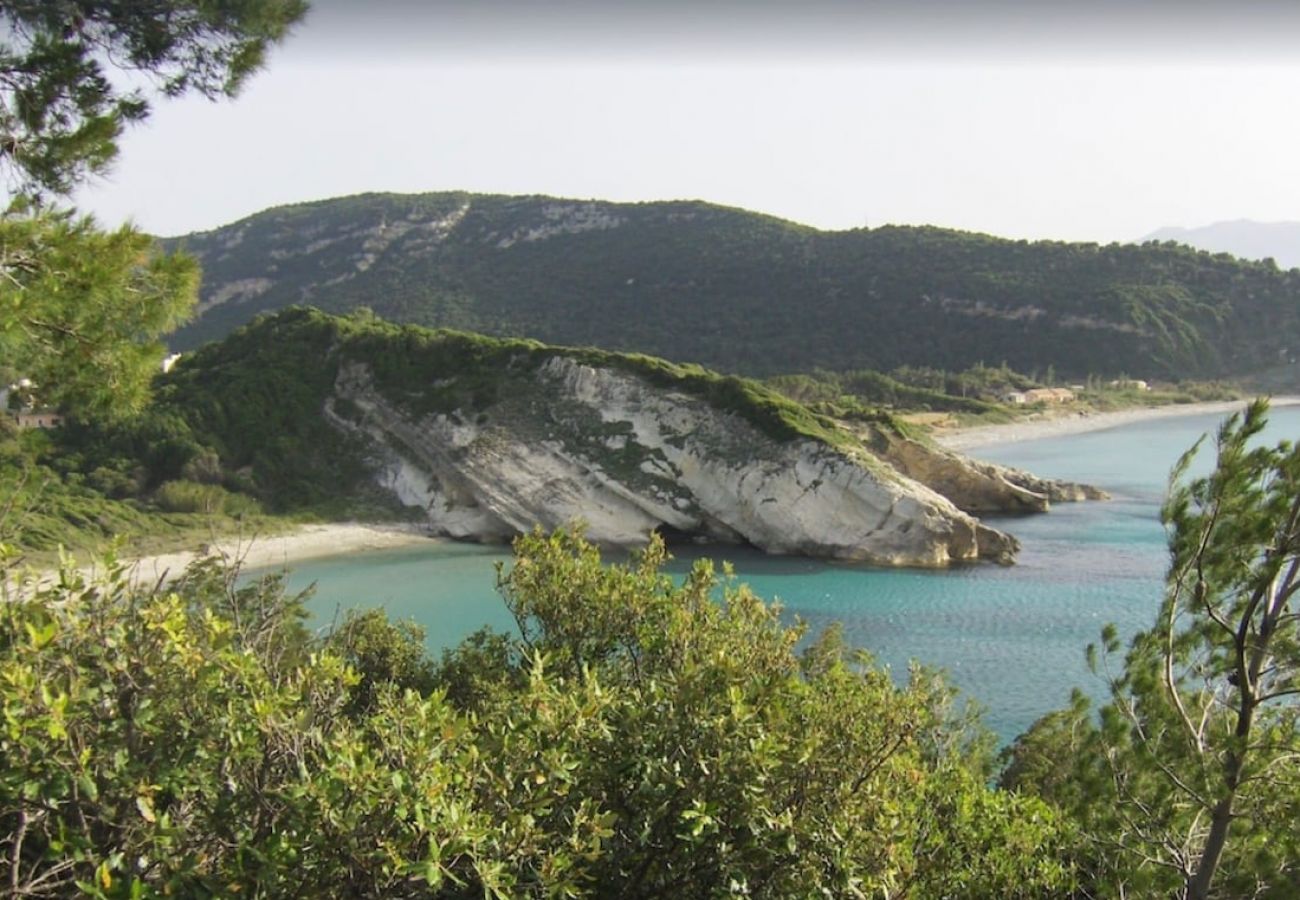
[1003, 401, 1300, 898]
[1, 533, 1074, 897]
[0, 557, 605, 897]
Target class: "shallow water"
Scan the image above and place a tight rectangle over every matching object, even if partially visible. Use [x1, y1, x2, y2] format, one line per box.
[262, 405, 1300, 743]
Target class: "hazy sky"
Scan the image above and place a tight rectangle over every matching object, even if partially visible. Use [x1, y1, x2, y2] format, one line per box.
[74, 1, 1300, 242]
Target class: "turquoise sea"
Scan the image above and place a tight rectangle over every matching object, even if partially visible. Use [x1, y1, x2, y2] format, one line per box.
[263, 405, 1300, 744]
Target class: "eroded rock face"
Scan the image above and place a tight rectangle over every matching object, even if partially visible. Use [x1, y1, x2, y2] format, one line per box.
[324, 358, 1025, 567]
[865, 431, 1109, 515]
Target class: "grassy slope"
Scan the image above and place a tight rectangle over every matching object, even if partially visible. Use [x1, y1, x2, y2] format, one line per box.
[0, 461, 296, 565]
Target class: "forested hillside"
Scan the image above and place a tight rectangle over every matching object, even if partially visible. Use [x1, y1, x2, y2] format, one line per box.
[166, 191, 1300, 380]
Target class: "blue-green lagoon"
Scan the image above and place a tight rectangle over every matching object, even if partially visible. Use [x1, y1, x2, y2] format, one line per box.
[263, 406, 1300, 743]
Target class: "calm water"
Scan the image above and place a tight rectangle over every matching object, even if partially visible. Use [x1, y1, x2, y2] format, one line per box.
[263, 405, 1300, 743]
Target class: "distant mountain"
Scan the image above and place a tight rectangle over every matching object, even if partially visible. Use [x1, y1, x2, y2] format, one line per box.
[1142, 220, 1300, 270]
[163, 192, 1300, 380]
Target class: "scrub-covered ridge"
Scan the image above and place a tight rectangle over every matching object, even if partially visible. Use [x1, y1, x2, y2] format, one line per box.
[166, 191, 1300, 381]
[161, 308, 1104, 566]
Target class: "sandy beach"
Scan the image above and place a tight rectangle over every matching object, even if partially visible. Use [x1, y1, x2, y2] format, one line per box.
[4, 522, 439, 595]
[935, 396, 1300, 451]
[119, 521, 438, 585]
[7, 398, 1295, 592]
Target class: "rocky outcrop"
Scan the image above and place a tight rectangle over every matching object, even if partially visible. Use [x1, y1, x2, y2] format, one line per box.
[323, 358, 1031, 567]
[864, 430, 1109, 515]
[994, 465, 1109, 504]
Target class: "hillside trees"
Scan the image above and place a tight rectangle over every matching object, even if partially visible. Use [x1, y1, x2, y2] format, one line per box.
[1003, 400, 1300, 898]
[161, 193, 1300, 381]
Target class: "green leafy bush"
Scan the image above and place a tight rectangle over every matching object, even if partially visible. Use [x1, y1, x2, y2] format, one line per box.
[154, 479, 261, 517]
[1, 533, 1075, 898]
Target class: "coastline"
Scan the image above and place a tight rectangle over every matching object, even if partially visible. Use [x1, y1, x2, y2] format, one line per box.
[935, 396, 1300, 452]
[9, 398, 1295, 590]
[123, 521, 438, 584]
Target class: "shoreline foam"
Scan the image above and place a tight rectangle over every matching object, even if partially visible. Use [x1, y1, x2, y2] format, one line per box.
[935, 396, 1300, 452]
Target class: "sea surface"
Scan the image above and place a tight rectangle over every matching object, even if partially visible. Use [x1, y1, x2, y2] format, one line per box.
[261, 405, 1300, 744]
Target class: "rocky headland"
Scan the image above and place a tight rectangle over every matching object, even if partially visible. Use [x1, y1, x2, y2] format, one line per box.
[168, 309, 1106, 567]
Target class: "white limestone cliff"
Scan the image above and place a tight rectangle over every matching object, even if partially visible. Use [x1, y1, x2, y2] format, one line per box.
[322, 358, 1037, 567]
[863, 431, 1109, 515]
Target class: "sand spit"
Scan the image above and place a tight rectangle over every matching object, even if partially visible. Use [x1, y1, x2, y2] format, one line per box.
[935, 397, 1300, 452]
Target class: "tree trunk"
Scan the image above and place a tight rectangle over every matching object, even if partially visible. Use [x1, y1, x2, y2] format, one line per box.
[1187, 793, 1235, 900]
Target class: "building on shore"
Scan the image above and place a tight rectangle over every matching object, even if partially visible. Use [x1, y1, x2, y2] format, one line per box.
[1023, 387, 1076, 403]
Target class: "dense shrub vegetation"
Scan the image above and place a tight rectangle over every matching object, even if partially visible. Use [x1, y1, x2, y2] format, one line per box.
[765, 365, 1240, 424]
[0, 532, 1074, 898]
[7, 402, 1299, 899]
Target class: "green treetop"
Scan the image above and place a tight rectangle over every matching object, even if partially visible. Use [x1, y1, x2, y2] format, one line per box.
[1003, 400, 1300, 898]
[0, 210, 198, 420]
[0, 0, 307, 198]
[0, 0, 306, 424]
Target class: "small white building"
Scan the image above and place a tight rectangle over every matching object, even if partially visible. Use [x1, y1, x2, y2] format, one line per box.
[16, 410, 61, 430]
[4, 378, 60, 427]
[1024, 387, 1076, 404]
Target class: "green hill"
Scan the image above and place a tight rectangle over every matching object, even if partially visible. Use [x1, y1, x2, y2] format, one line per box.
[154, 306, 876, 514]
[165, 192, 1300, 380]
[38, 308, 1102, 565]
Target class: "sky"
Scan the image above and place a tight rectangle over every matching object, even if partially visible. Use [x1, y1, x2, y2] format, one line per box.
[74, 0, 1300, 243]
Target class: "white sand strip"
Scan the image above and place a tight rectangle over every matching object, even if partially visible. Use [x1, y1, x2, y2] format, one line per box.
[6, 523, 439, 596]
[936, 397, 1300, 452]
[124, 522, 438, 584]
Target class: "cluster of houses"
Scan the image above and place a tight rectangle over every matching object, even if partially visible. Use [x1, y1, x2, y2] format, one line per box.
[2, 353, 183, 431]
[1001, 378, 1151, 407]
[1001, 387, 1076, 405]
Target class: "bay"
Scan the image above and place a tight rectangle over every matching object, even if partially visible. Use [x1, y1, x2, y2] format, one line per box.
[266, 404, 1300, 744]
